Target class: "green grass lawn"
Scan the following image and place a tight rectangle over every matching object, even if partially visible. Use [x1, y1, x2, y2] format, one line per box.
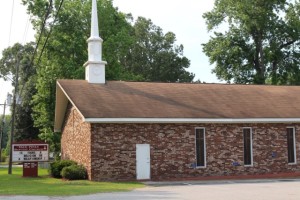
[0, 166, 144, 196]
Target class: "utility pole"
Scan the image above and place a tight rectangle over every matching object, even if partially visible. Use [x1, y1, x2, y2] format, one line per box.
[8, 56, 19, 175]
[0, 100, 6, 162]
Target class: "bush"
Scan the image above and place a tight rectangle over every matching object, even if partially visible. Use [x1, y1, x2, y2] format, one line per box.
[50, 160, 77, 178]
[1, 155, 7, 163]
[1, 149, 7, 162]
[61, 164, 87, 180]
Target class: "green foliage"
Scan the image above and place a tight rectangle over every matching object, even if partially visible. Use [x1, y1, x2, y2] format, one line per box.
[23, 1, 135, 151]
[5, 136, 11, 156]
[20, 0, 194, 152]
[0, 115, 10, 152]
[123, 17, 194, 82]
[50, 159, 77, 178]
[0, 43, 39, 141]
[38, 127, 61, 154]
[14, 75, 39, 141]
[0, 151, 7, 162]
[202, 0, 300, 84]
[0, 42, 37, 90]
[61, 164, 87, 180]
[50, 160, 87, 180]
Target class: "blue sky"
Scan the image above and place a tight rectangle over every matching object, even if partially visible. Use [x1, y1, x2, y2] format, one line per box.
[0, 0, 220, 113]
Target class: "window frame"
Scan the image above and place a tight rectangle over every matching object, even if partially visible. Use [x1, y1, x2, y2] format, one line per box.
[195, 127, 206, 168]
[287, 127, 297, 164]
[243, 127, 253, 167]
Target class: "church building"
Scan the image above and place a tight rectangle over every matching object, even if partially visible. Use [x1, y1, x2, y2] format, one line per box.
[54, 0, 300, 181]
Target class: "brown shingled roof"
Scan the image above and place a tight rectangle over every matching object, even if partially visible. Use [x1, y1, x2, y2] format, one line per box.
[56, 80, 300, 119]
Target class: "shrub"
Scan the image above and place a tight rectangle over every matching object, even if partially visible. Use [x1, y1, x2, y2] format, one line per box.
[0, 155, 7, 162]
[50, 160, 77, 178]
[1, 149, 7, 162]
[61, 164, 87, 180]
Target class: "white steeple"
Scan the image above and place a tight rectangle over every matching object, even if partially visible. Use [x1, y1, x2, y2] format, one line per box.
[84, 0, 107, 84]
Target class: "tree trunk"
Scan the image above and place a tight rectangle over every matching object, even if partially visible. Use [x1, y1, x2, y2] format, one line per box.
[271, 61, 278, 85]
[253, 34, 265, 84]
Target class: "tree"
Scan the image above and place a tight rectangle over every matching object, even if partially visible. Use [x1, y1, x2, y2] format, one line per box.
[202, 0, 300, 84]
[22, 0, 194, 152]
[0, 115, 11, 155]
[0, 43, 39, 141]
[22, 0, 136, 152]
[123, 17, 194, 82]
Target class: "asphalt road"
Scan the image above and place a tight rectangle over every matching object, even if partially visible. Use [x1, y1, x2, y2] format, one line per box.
[2, 179, 300, 200]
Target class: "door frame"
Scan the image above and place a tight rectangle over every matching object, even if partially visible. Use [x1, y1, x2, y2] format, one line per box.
[136, 144, 151, 180]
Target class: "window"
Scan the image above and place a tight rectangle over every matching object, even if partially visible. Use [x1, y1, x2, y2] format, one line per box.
[195, 128, 206, 167]
[243, 128, 253, 166]
[287, 127, 296, 164]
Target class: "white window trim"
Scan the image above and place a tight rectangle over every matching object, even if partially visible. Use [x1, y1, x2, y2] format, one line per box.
[287, 127, 297, 165]
[195, 127, 206, 168]
[243, 127, 253, 167]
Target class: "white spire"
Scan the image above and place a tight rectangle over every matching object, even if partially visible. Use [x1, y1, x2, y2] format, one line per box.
[84, 0, 107, 84]
[91, 0, 99, 38]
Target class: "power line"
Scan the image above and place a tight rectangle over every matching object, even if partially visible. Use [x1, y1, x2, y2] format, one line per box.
[11, 0, 54, 142]
[29, 0, 53, 69]
[20, 0, 64, 98]
[18, 15, 31, 99]
[36, 0, 65, 66]
[16, 123, 34, 131]
[8, 0, 15, 46]
[22, 15, 30, 45]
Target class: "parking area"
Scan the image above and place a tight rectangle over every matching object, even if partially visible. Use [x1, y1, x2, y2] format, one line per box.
[2, 179, 300, 200]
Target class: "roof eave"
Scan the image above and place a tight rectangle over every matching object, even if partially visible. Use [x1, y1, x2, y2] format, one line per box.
[83, 118, 300, 124]
[54, 81, 86, 132]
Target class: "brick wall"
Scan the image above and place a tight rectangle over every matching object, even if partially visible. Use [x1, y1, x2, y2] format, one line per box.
[61, 104, 92, 178]
[61, 106, 300, 181]
[90, 123, 300, 181]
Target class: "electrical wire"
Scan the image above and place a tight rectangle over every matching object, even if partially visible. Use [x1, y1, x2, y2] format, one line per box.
[29, 0, 53, 69]
[22, 15, 30, 45]
[18, 0, 54, 105]
[36, 0, 65, 66]
[16, 123, 34, 131]
[8, 0, 15, 46]
[19, 0, 65, 103]
[18, 15, 32, 98]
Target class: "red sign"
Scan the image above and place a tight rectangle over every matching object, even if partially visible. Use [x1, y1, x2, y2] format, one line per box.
[14, 145, 48, 151]
[23, 162, 38, 177]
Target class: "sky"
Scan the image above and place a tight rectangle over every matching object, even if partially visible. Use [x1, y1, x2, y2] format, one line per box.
[0, 0, 219, 114]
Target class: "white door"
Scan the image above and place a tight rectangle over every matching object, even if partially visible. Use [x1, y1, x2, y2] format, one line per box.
[136, 144, 151, 180]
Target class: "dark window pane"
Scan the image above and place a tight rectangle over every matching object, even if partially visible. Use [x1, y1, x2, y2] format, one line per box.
[243, 128, 252, 165]
[196, 129, 205, 167]
[287, 128, 295, 163]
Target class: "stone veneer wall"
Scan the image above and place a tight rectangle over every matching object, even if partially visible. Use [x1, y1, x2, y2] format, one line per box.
[61, 104, 92, 179]
[90, 123, 300, 181]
